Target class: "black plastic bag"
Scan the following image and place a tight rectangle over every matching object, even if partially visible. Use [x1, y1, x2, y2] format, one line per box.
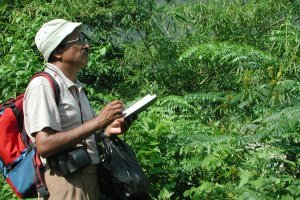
[98, 133, 149, 200]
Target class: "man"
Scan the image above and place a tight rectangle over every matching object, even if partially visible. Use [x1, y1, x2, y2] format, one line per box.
[23, 19, 125, 200]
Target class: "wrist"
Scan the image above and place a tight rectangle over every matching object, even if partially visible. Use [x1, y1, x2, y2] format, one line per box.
[100, 128, 111, 138]
[92, 118, 105, 131]
[104, 129, 111, 137]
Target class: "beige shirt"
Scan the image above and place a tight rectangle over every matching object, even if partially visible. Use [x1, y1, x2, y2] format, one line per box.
[23, 63, 100, 164]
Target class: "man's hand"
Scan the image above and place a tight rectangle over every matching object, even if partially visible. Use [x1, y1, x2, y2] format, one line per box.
[105, 118, 124, 136]
[94, 100, 124, 129]
[104, 114, 138, 137]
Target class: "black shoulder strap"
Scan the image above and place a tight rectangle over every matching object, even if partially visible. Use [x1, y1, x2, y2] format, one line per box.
[31, 71, 60, 105]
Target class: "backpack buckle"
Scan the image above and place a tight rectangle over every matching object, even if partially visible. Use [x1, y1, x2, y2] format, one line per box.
[37, 186, 49, 198]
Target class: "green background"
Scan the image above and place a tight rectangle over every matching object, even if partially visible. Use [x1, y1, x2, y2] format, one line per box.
[0, 0, 299, 199]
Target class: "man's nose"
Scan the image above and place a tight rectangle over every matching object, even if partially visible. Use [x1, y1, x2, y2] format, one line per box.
[83, 43, 91, 51]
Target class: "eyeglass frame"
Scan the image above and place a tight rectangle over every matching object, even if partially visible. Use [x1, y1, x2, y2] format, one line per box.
[63, 34, 89, 46]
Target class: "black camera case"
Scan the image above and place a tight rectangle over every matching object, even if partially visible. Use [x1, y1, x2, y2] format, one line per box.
[48, 147, 91, 176]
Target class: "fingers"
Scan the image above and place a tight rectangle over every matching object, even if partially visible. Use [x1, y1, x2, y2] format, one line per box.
[104, 100, 123, 111]
[108, 100, 125, 110]
[97, 100, 125, 128]
[111, 118, 125, 126]
[110, 108, 123, 117]
[105, 100, 125, 116]
[105, 118, 125, 136]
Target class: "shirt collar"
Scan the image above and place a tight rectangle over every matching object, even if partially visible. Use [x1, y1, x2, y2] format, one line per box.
[46, 63, 83, 89]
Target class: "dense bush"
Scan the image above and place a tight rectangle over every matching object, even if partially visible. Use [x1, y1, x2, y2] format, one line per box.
[1, 0, 299, 199]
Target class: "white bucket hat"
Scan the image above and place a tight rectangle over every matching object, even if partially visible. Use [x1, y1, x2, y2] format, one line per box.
[35, 19, 82, 61]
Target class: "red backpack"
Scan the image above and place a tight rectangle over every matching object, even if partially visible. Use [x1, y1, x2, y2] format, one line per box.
[0, 71, 60, 198]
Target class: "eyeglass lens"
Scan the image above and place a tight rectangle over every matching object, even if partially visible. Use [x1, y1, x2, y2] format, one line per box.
[79, 36, 88, 45]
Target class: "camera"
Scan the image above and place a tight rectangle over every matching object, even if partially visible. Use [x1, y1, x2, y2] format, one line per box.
[48, 147, 92, 176]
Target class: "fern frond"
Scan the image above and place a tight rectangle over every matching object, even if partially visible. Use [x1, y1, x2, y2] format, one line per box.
[183, 92, 227, 103]
[179, 41, 278, 69]
[158, 95, 194, 109]
[276, 80, 300, 93]
[183, 92, 243, 111]
[263, 106, 300, 124]
[179, 46, 201, 61]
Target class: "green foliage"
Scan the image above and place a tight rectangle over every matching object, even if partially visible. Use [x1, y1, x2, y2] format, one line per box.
[1, 0, 300, 199]
[0, 176, 17, 200]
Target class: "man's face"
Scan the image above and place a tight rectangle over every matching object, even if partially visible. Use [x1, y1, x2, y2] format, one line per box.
[60, 29, 90, 69]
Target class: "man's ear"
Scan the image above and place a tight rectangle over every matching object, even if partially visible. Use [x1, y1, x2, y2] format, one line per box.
[52, 48, 63, 59]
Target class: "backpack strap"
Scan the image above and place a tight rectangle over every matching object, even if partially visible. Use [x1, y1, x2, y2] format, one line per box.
[29, 71, 60, 198]
[33, 150, 50, 198]
[21, 71, 61, 147]
[31, 71, 60, 105]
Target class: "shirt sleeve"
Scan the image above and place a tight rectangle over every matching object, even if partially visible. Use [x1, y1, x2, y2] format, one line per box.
[24, 76, 62, 136]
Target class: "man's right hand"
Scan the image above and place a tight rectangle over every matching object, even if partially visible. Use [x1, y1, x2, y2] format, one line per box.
[94, 100, 124, 129]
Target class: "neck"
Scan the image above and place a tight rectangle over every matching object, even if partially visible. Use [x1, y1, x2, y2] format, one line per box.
[51, 61, 78, 82]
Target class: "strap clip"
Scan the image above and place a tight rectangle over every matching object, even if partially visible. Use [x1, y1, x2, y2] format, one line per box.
[37, 186, 49, 198]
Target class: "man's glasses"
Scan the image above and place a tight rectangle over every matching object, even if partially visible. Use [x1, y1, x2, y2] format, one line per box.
[63, 35, 89, 46]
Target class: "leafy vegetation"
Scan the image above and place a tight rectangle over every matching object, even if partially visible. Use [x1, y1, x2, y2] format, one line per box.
[1, 0, 299, 199]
